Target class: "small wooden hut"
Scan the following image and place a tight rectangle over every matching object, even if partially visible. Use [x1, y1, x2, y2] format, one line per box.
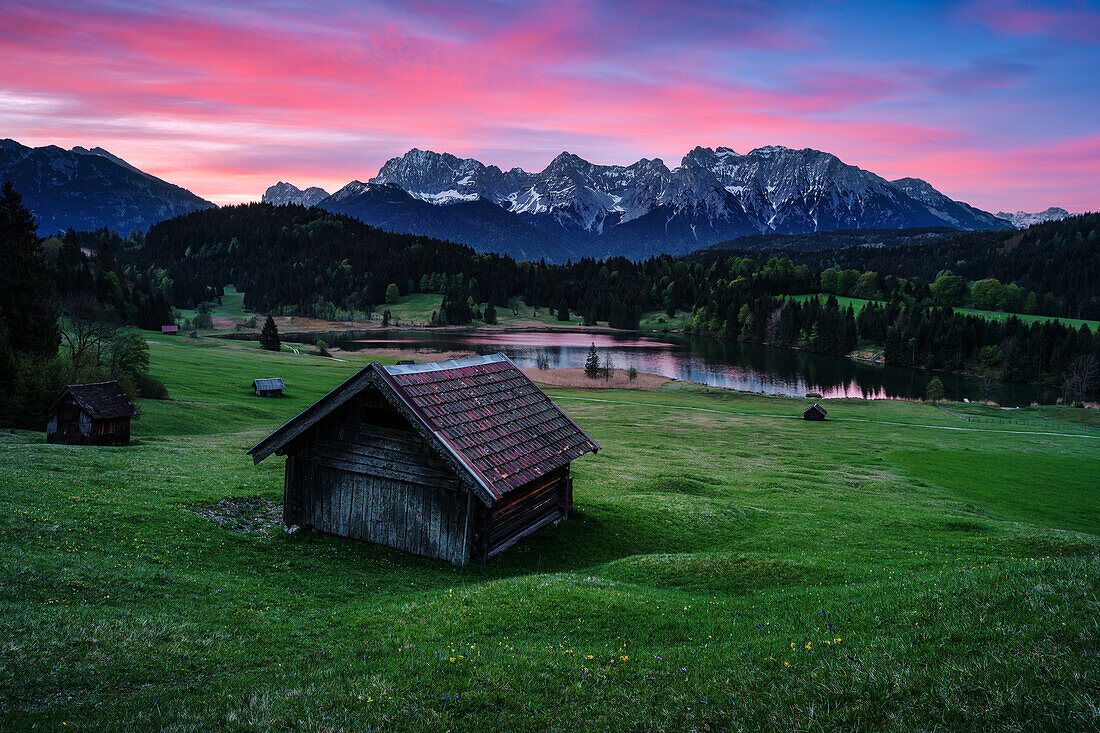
[161, 325, 178, 335]
[803, 403, 828, 421]
[253, 378, 285, 397]
[248, 354, 600, 565]
[47, 381, 138, 445]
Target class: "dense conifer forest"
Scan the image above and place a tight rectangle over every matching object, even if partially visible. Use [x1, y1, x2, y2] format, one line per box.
[114, 203, 1100, 396]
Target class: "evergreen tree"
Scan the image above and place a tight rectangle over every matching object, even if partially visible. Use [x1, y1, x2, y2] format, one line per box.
[385, 283, 400, 304]
[259, 315, 281, 351]
[382, 309, 391, 327]
[557, 299, 570, 321]
[484, 302, 497, 325]
[584, 343, 600, 379]
[0, 182, 60, 358]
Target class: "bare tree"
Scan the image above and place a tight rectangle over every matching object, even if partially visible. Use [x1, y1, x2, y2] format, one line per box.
[980, 370, 997, 401]
[764, 306, 783, 345]
[1063, 354, 1098, 406]
[59, 293, 118, 370]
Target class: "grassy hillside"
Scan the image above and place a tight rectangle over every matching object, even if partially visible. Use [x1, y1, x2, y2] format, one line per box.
[2, 334, 1099, 729]
[793, 293, 1099, 331]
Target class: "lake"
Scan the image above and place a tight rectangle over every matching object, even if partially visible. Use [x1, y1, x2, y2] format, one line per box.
[270, 329, 1061, 405]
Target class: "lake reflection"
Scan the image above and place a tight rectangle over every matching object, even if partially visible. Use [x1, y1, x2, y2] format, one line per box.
[284, 329, 1059, 405]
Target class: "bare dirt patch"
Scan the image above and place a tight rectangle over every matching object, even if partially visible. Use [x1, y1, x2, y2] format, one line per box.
[522, 367, 672, 391]
[192, 496, 282, 535]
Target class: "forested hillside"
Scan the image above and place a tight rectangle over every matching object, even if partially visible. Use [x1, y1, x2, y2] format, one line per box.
[121, 205, 1100, 396]
[699, 214, 1100, 319]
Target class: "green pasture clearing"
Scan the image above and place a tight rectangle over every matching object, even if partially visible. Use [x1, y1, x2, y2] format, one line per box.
[2, 335, 1099, 730]
[889, 449, 1100, 535]
[176, 285, 250, 324]
[792, 293, 1098, 331]
[952, 306, 1099, 332]
[379, 293, 444, 325]
[791, 293, 874, 314]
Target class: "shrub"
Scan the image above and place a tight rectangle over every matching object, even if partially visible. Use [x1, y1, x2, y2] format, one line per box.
[135, 373, 169, 400]
[926, 376, 946, 403]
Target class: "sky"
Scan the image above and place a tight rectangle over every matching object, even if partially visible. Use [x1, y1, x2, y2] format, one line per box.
[1, 0, 1098, 212]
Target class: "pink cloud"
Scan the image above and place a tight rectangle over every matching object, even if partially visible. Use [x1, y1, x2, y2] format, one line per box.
[966, 0, 1100, 45]
[0, 1, 1095, 211]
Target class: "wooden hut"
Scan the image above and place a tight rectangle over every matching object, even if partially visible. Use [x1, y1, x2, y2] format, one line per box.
[803, 403, 828, 421]
[253, 378, 285, 397]
[47, 381, 138, 445]
[161, 325, 178, 335]
[248, 354, 600, 565]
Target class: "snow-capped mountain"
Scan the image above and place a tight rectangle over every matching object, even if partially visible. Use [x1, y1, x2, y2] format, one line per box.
[0, 139, 213, 235]
[995, 207, 1072, 229]
[891, 177, 1010, 230]
[362, 145, 1013, 260]
[320, 181, 576, 262]
[262, 181, 330, 207]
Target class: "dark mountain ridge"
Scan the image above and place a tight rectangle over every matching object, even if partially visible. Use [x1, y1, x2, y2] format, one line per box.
[0, 139, 214, 235]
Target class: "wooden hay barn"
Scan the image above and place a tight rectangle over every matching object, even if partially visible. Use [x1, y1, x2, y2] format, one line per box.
[248, 354, 599, 565]
[161, 325, 178, 335]
[803, 403, 827, 421]
[47, 381, 138, 445]
[253, 378, 285, 397]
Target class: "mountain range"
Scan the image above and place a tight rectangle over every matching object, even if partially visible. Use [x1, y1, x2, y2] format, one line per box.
[1, 136, 1076, 260]
[0, 139, 213, 235]
[267, 146, 1022, 261]
[994, 207, 1071, 229]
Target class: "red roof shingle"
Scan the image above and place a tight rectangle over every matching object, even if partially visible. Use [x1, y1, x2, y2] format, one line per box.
[381, 356, 598, 497]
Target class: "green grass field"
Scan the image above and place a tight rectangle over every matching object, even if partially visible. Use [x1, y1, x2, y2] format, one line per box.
[793, 293, 1099, 331]
[176, 285, 251, 325]
[2, 335, 1099, 729]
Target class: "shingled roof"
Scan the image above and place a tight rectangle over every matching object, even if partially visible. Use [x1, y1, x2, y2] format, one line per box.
[52, 381, 138, 420]
[252, 378, 285, 391]
[248, 354, 599, 505]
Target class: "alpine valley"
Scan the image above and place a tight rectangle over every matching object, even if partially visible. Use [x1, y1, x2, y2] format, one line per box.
[266, 145, 1020, 261]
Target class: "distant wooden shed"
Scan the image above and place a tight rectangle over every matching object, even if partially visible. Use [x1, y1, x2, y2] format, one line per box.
[253, 378, 285, 397]
[803, 403, 828, 421]
[161, 325, 178, 335]
[248, 354, 600, 565]
[47, 381, 138, 445]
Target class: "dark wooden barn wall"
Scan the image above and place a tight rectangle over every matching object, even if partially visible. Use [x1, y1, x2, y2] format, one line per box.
[47, 397, 131, 445]
[479, 467, 570, 558]
[283, 391, 472, 564]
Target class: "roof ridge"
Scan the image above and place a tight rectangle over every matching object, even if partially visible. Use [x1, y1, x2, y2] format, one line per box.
[383, 353, 506, 375]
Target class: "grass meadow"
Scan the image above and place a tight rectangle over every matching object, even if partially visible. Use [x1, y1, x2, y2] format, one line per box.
[792, 293, 1100, 332]
[2, 333, 1099, 730]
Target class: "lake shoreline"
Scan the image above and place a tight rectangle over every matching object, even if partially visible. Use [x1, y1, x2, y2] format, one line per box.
[207, 322, 1075, 406]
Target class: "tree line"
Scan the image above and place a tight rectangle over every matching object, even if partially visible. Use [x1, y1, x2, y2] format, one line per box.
[0, 183, 167, 429]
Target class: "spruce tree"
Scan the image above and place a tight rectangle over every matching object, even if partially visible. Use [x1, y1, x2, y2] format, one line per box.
[557, 300, 570, 321]
[0, 182, 59, 358]
[259, 315, 281, 351]
[584, 343, 600, 379]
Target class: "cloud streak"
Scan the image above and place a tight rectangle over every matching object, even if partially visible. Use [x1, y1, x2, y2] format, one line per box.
[1, 0, 1096, 211]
